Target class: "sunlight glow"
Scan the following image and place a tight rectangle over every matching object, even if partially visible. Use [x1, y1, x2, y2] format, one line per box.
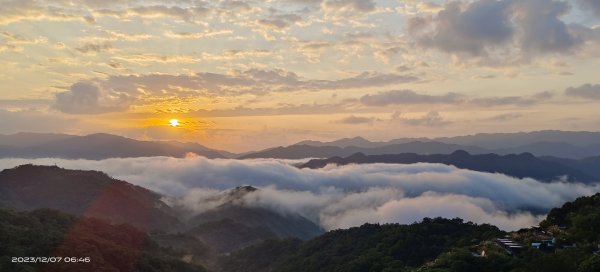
[169, 119, 179, 127]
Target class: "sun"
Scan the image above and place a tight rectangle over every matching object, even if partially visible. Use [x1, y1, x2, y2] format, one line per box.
[169, 119, 179, 127]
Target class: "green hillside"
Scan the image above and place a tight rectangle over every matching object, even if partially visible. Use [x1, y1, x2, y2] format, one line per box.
[221, 193, 600, 272]
[0, 208, 206, 272]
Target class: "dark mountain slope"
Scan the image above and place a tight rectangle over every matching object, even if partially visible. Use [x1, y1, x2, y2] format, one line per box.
[185, 186, 324, 254]
[540, 155, 600, 180]
[495, 142, 600, 159]
[0, 164, 181, 231]
[300, 151, 597, 183]
[187, 218, 278, 254]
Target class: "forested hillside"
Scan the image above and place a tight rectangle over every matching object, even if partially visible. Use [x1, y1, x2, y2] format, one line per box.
[221, 194, 600, 272]
[0, 208, 206, 272]
[220, 218, 502, 272]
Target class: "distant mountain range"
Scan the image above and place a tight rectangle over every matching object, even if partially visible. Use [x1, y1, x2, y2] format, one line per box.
[2, 130, 600, 160]
[240, 142, 488, 159]
[241, 141, 600, 160]
[0, 165, 323, 254]
[0, 132, 233, 159]
[296, 130, 600, 149]
[300, 151, 600, 183]
[244, 131, 600, 159]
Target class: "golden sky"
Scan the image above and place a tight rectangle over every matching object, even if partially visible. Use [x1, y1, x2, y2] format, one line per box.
[1, 0, 600, 152]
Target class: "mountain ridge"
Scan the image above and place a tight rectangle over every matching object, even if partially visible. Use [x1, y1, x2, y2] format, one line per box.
[244, 131, 600, 159]
[299, 151, 600, 183]
[239, 141, 488, 159]
[0, 132, 231, 159]
[3, 130, 600, 160]
[294, 130, 600, 149]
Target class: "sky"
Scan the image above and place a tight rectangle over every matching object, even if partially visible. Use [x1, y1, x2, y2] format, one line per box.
[1, 0, 600, 152]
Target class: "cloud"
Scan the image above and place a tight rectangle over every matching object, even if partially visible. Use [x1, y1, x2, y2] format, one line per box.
[392, 111, 451, 127]
[360, 90, 462, 106]
[48, 69, 416, 115]
[310, 71, 418, 89]
[191, 102, 353, 117]
[334, 115, 376, 125]
[3, 156, 598, 231]
[579, 0, 600, 16]
[469, 91, 554, 107]
[363, 193, 545, 231]
[0, 0, 84, 25]
[257, 14, 303, 30]
[484, 113, 524, 122]
[515, 0, 581, 54]
[409, 0, 588, 59]
[75, 42, 112, 53]
[286, 0, 377, 14]
[323, 0, 377, 13]
[52, 69, 416, 113]
[105, 70, 416, 95]
[53, 81, 132, 114]
[48, 0, 129, 8]
[398, 1, 444, 15]
[565, 84, 600, 100]
[163, 30, 233, 39]
[409, 0, 514, 55]
[0, 31, 47, 53]
[360, 90, 552, 107]
[219, 0, 253, 11]
[94, 4, 210, 23]
[54, 76, 552, 115]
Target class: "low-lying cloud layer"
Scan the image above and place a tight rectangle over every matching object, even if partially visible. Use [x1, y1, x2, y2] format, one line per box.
[1, 156, 599, 231]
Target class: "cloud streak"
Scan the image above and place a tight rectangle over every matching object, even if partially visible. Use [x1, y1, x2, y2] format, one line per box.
[51, 70, 417, 113]
[360, 90, 462, 106]
[360, 89, 553, 107]
[565, 83, 600, 100]
[1, 156, 599, 231]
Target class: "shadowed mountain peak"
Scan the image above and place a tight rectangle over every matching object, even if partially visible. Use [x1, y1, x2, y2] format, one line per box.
[184, 185, 323, 253]
[0, 164, 181, 231]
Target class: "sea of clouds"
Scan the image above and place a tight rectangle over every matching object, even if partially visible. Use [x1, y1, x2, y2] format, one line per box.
[1, 155, 599, 231]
